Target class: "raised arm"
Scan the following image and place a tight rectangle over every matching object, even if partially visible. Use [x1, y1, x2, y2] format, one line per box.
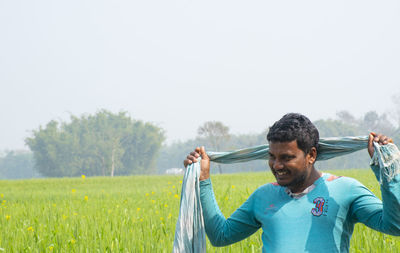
[351, 133, 400, 235]
[184, 147, 261, 246]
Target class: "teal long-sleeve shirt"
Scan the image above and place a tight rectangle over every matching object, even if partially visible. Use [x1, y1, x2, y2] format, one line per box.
[200, 169, 400, 252]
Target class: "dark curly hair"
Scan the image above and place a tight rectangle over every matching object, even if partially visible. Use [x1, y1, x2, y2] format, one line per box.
[267, 113, 319, 154]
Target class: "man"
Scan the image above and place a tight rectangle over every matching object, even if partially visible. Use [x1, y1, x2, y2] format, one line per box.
[184, 113, 400, 252]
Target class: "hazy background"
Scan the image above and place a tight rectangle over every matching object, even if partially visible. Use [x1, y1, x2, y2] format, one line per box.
[1, 0, 400, 151]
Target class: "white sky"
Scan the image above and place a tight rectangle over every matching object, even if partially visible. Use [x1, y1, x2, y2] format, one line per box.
[1, 0, 399, 151]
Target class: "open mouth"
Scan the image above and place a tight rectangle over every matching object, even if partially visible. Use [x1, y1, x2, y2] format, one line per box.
[275, 170, 289, 177]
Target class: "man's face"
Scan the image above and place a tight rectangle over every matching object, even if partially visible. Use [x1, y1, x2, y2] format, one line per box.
[268, 140, 315, 192]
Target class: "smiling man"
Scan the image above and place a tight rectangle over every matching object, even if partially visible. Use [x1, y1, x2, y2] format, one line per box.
[184, 113, 400, 252]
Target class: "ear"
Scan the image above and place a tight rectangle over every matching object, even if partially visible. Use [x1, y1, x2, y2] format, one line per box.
[307, 147, 317, 165]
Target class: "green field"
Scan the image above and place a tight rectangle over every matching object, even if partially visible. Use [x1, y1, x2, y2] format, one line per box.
[0, 169, 399, 252]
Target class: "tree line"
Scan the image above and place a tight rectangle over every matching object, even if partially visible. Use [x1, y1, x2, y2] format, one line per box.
[1, 107, 400, 179]
[157, 110, 400, 174]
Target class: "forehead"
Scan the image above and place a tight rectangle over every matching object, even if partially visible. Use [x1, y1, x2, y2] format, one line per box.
[268, 140, 302, 155]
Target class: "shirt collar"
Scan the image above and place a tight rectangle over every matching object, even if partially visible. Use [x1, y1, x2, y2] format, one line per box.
[285, 184, 316, 199]
[284, 173, 325, 199]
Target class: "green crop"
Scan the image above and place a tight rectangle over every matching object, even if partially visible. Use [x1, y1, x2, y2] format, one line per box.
[0, 169, 399, 252]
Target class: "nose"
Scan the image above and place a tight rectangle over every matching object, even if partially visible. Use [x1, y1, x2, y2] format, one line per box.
[272, 159, 284, 170]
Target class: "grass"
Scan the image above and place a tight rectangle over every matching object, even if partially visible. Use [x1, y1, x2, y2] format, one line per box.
[0, 169, 399, 252]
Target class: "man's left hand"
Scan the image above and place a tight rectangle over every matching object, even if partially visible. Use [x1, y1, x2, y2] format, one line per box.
[368, 132, 394, 158]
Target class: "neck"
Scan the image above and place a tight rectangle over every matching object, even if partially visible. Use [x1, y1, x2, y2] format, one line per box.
[289, 168, 322, 193]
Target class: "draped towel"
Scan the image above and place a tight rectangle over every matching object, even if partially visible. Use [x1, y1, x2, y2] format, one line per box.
[207, 136, 369, 163]
[172, 136, 399, 253]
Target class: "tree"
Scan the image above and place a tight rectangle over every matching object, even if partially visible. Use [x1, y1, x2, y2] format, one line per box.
[335, 110, 396, 136]
[25, 110, 165, 177]
[336, 111, 357, 126]
[359, 111, 396, 136]
[121, 121, 166, 175]
[197, 121, 230, 174]
[0, 150, 37, 179]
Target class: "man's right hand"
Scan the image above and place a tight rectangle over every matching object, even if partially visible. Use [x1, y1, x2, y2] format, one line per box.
[183, 146, 210, 181]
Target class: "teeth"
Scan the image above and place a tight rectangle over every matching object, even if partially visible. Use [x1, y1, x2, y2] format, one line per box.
[276, 171, 288, 176]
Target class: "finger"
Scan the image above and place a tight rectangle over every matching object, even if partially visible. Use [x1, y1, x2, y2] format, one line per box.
[368, 133, 374, 158]
[371, 133, 393, 145]
[200, 146, 209, 160]
[186, 155, 198, 163]
[368, 133, 374, 144]
[374, 134, 381, 143]
[380, 136, 392, 145]
[190, 151, 200, 158]
[183, 159, 191, 167]
[375, 134, 387, 144]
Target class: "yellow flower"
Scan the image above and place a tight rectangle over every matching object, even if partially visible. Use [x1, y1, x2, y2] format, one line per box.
[71, 189, 76, 193]
[73, 212, 78, 216]
[137, 207, 141, 211]
[164, 204, 168, 208]
[151, 191, 155, 195]
[140, 218, 143, 222]
[70, 239, 76, 244]
[231, 185, 235, 189]
[0, 193, 3, 198]
[174, 194, 179, 199]
[151, 200, 155, 204]
[84, 196, 88, 201]
[145, 193, 149, 197]
[168, 192, 172, 195]
[179, 180, 182, 184]
[63, 214, 68, 220]
[160, 217, 164, 221]
[27, 226, 34, 232]
[52, 204, 57, 207]
[81, 175, 86, 179]
[168, 213, 172, 219]
[225, 197, 229, 200]
[5, 215, 11, 220]
[48, 245, 54, 251]
[2, 200, 6, 204]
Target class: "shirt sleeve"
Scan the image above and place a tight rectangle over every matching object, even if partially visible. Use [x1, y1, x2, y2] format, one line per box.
[199, 178, 261, 247]
[350, 143, 400, 236]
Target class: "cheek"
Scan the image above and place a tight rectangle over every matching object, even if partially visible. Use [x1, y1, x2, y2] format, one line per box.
[286, 159, 307, 171]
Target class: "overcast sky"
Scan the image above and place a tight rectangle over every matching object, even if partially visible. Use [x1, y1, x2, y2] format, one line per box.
[1, 0, 399, 151]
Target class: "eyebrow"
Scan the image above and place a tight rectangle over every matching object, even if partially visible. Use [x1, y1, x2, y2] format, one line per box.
[268, 153, 296, 158]
[281, 154, 296, 158]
